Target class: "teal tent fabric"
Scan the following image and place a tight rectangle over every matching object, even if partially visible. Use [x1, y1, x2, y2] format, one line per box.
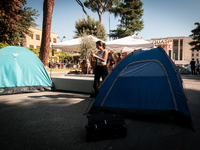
[0, 46, 52, 94]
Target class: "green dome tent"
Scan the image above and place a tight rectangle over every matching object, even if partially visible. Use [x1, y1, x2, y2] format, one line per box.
[0, 46, 52, 94]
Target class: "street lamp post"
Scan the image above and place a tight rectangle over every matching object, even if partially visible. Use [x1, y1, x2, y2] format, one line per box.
[58, 36, 66, 42]
[109, 12, 110, 41]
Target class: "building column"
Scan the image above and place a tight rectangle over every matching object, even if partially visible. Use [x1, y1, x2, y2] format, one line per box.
[178, 39, 180, 61]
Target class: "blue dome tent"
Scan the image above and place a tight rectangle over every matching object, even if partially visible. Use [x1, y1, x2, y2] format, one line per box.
[0, 46, 52, 94]
[89, 47, 193, 129]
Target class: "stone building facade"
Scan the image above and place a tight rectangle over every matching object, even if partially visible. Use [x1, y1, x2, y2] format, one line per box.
[24, 27, 58, 50]
[150, 36, 199, 65]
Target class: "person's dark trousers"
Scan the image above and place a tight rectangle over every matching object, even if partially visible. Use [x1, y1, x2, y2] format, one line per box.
[191, 67, 195, 75]
[90, 65, 108, 98]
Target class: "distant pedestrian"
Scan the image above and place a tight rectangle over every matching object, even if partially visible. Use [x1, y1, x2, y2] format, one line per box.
[107, 52, 115, 73]
[196, 60, 200, 75]
[117, 53, 122, 63]
[49, 61, 53, 68]
[80, 60, 87, 74]
[91, 57, 97, 74]
[190, 58, 196, 75]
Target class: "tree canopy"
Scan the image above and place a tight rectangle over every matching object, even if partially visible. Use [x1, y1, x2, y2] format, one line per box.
[109, 0, 144, 39]
[189, 22, 200, 51]
[84, 0, 120, 22]
[0, 0, 39, 44]
[76, 0, 120, 22]
[79, 34, 97, 60]
[74, 17, 107, 41]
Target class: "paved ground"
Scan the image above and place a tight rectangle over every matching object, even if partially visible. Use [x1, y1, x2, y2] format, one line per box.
[0, 74, 200, 150]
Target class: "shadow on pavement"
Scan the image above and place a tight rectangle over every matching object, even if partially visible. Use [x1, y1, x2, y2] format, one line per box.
[0, 74, 200, 150]
[0, 92, 109, 150]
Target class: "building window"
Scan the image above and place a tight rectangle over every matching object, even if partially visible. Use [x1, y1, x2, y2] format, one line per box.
[173, 40, 178, 60]
[36, 34, 40, 40]
[53, 38, 57, 43]
[36, 46, 40, 49]
[169, 50, 171, 59]
[192, 53, 194, 57]
[30, 45, 34, 48]
[180, 39, 183, 60]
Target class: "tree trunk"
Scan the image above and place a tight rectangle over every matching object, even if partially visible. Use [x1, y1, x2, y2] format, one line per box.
[75, 0, 90, 19]
[40, 0, 55, 67]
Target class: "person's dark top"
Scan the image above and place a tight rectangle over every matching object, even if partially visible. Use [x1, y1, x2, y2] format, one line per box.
[109, 58, 115, 66]
[190, 60, 196, 69]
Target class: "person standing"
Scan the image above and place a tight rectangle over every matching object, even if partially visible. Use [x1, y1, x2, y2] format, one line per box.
[107, 52, 115, 73]
[117, 53, 122, 63]
[80, 60, 87, 74]
[91, 57, 97, 74]
[107, 52, 113, 63]
[190, 58, 196, 75]
[90, 41, 108, 99]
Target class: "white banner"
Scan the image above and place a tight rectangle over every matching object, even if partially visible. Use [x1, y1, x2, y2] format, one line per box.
[151, 39, 173, 50]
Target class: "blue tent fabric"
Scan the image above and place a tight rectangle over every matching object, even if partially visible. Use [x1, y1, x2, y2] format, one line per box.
[0, 46, 52, 94]
[89, 47, 193, 129]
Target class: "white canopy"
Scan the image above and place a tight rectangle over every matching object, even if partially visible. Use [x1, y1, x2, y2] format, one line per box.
[106, 34, 154, 53]
[52, 35, 104, 52]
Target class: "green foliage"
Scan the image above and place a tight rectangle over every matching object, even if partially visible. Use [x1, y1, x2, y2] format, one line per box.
[53, 50, 59, 55]
[16, 6, 39, 44]
[58, 52, 69, 63]
[109, 0, 144, 39]
[0, 0, 39, 44]
[0, 43, 9, 49]
[84, 0, 120, 21]
[84, 0, 120, 12]
[27, 47, 40, 57]
[54, 57, 58, 63]
[68, 53, 81, 63]
[73, 55, 81, 63]
[51, 51, 80, 63]
[189, 22, 200, 51]
[74, 17, 107, 41]
[79, 33, 98, 60]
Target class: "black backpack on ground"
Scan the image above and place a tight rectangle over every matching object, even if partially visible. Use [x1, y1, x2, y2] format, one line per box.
[85, 113, 127, 141]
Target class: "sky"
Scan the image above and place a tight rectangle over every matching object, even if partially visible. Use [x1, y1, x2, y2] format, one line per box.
[26, 0, 200, 42]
